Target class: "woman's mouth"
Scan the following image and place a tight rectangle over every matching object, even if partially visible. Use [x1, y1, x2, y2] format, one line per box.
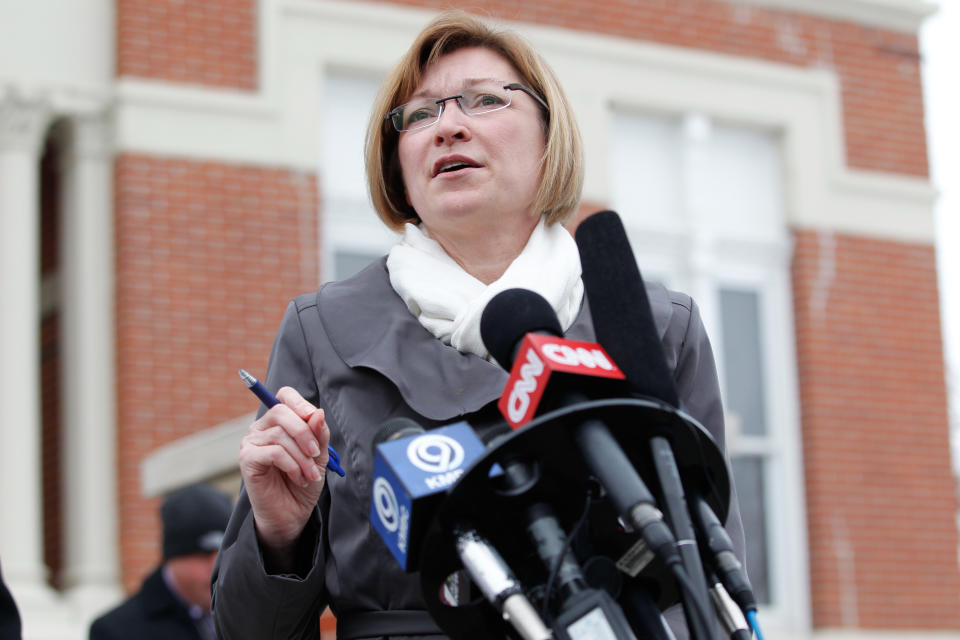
[433, 156, 481, 177]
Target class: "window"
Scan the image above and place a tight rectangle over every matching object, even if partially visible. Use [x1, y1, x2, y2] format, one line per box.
[320, 71, 399, 281]
[720, 287, 772, 602]
[610, 109, 804, 624]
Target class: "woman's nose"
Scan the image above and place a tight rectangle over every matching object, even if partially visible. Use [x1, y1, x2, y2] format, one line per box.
[433, 102, 470, 144]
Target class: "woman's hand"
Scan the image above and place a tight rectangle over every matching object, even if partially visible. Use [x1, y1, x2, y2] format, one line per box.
[238, 387, 330, 563]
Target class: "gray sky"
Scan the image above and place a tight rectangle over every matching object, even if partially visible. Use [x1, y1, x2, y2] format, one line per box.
[921, 0, 960, 466]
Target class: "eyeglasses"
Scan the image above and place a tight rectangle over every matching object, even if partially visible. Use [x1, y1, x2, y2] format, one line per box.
[386, 82, 549, 133]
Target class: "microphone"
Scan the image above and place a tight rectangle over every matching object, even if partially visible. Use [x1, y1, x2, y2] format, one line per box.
[576, 210, 739, 639]
[369, 417, 489, 571]
[707, 580, 751, 640]
[482, 289, 701, 637]
[691, 496, 757, 616]
[480, 288, 681, 571]
[373, 416, 427, 444]
[454, 526, 552, 640]
[371, 417, 553, 639]
[574, 210, 679, 408]
[480, 288, 630, 429]
[416, 276, 732, 637]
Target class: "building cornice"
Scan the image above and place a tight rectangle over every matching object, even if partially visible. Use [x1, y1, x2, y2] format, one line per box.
[0, 89, 51, 154]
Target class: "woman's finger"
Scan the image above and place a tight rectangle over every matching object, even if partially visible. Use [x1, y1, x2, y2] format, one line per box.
[276, 386, 319, 421]
[239, 438, 315, 487]
[243, 427, 322, 483]
[252, 403, 324, 461]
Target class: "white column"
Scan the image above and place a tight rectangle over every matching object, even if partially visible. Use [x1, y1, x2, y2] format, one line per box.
[680, 113, 720, 323]
[59, 111, 122, 619]
[0, 93, 53, 605]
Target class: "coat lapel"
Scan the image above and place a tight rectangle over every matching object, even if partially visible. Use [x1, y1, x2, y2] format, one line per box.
[316, 259, 507, 420]
[315, 258, 671, 420]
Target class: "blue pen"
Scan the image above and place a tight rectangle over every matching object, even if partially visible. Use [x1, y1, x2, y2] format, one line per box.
[238, 369, 346, 477]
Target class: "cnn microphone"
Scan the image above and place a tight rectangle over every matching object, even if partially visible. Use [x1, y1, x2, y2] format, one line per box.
[480, 288, 631, 429]
[480, 289, 681, 569]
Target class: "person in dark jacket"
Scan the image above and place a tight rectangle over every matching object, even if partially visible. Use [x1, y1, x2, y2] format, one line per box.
[0, 562, 22, 640]
[89, 484, 232, 640]
[212, 9, 746, 640]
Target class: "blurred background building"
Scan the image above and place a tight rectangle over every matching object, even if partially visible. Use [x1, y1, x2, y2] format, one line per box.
[0, 0, 954, 638]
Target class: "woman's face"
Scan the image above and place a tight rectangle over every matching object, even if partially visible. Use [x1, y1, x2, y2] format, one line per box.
[397, 47, 547, 242]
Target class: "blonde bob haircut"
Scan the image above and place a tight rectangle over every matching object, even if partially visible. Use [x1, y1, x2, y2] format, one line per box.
[364, 10, 584, 231]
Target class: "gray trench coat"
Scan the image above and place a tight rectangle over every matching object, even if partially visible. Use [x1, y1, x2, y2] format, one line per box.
[211, 257, 745, 640]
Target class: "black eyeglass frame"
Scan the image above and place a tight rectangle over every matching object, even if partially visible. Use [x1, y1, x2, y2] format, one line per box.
[385, 82, 549, 133]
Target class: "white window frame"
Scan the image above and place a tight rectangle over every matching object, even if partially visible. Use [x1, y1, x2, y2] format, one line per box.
[705, 236, 807, 629]
[317, 69, 399, 282]
[610, 109, 807, 632]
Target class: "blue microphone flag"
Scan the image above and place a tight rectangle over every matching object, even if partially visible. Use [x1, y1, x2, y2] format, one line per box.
[370, 421, 488, 571]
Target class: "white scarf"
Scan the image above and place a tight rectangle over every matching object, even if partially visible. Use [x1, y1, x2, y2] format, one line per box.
[386, 217, 584, 360]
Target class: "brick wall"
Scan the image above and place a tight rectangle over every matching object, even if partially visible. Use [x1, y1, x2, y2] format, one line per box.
[792, 230, 958, 628]
[382, 0, 928, 177]
[113, 155, 320, 590]
[117, 0, 257, 90]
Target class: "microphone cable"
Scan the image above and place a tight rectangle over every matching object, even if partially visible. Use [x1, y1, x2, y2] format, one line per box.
[670, 563, 722, 640]
[539, 488, 594, 622]
[747, 609, 765, 640]
[536, 488, 720, 640]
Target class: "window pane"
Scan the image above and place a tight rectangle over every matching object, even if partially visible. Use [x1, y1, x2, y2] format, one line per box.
[692, 124, 783, 242]
[320, 72, 398, 282]
[609, 111, 684, 232]
[731, 456, 770, 604]
[720, 288, 767, 436]
[334, 250, 380, 281]
[322, 73, 380, 202]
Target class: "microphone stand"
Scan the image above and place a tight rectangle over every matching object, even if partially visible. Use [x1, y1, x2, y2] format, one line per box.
[504, 459, 638, 640]
[649, 435, 718, 640]
[620, 584, 676, 640]
[419, 398, 732, 640]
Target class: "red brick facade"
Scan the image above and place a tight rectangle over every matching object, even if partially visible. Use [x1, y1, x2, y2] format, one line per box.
[108, 0, 953, 631]
[113, 155, 320, 590]
[117, 0, 257, 91]
[792, 231, 958, 627]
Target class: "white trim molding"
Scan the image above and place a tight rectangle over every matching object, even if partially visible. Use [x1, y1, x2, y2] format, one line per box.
[736, 0, 938, 34]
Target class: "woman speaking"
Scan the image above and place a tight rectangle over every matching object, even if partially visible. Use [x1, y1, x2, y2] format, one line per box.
[212, 10, 745, 640]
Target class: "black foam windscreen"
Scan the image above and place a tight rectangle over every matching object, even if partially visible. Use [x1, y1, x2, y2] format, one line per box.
[479, 288, 562, 369]
[372, 416, 425, 448]
[575, 211, 680, 408]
